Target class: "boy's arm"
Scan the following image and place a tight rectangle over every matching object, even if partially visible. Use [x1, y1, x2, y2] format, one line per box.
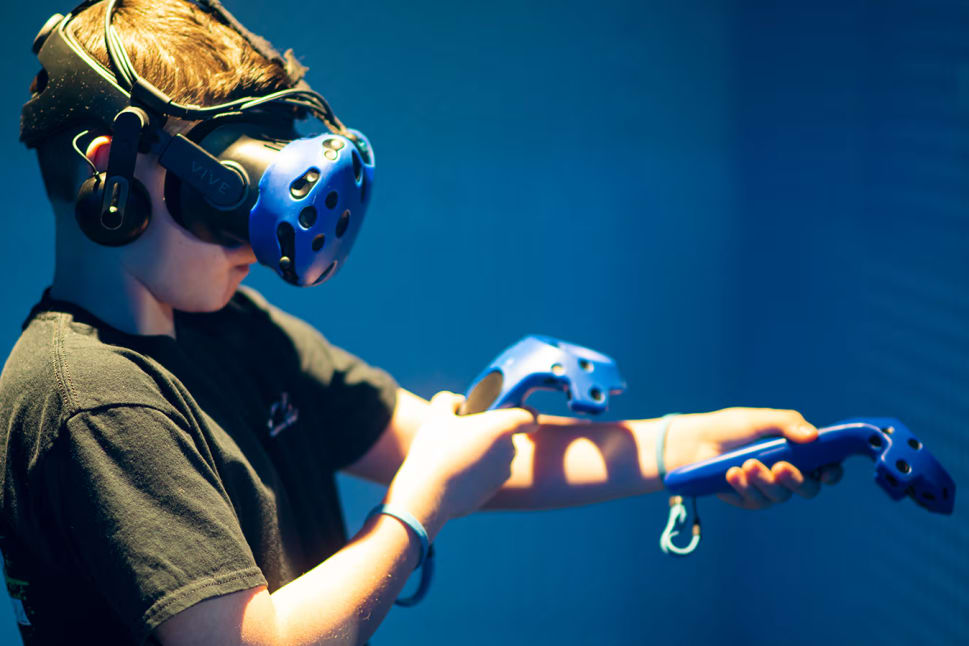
[155, 393, 536, 646]
[154, 512, 425, 646]
[344, 391, 842, 510]
[485, 408, 842, 510]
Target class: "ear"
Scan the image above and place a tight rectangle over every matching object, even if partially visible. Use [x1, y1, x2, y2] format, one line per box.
[84, 135, 112, 172]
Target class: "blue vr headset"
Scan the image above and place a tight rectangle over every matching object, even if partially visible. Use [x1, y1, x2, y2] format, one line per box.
[20, 0, 374, 287]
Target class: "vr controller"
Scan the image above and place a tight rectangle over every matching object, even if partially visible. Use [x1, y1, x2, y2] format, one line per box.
[403, 337, 956, 600]
[460, 334, 626, 416]
[464, 336, 956, 517]
[664, 418, 955, 514]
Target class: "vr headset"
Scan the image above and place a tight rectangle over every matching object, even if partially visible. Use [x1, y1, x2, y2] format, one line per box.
[20, 0, 374, 287]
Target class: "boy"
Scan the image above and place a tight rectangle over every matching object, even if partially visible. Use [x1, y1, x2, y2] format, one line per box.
[0, 1, 842, 644]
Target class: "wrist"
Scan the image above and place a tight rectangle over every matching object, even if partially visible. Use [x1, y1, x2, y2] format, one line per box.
[656, 412, 698, 476]
[367, 504, 432, 568]
[383, 480, 446, 542]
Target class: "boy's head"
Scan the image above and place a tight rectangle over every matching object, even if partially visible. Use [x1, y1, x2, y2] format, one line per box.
[24, 0, 295, 312]
[23, 1, 370, 314]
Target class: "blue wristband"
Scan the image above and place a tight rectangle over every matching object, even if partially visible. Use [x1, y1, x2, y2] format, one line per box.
[656, 413, 680, 486]
[367, 504, 430, 569]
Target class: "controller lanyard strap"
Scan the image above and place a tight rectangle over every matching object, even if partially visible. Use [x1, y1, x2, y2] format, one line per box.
[660, 496, 701, 556]
[655, 414, 702, 556]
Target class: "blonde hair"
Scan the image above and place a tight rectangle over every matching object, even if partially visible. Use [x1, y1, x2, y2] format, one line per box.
[35, 0, 296, 202]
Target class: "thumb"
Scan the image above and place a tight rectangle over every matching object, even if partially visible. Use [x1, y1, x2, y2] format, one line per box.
[429, 391, 465, 415]
[770, 411, 818, 444]
[735, 408, 818, 444]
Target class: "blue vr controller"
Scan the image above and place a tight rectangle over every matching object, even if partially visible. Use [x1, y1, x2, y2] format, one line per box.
[399, 335, 624, 606]
[664, 418, 955, 514]
[460, 335, 626, 416]
[461, 336, 955, 517]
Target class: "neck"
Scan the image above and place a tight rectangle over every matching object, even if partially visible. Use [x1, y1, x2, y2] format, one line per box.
[50, 226, 175, 338]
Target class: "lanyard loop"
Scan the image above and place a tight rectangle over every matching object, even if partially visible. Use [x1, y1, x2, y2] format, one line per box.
[659, 495, 701, 556]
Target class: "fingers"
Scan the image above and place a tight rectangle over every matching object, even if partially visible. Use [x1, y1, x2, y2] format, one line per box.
[772, 461, 821, 499]
[483, 406, 540, 436]
[724, 460, 790, 509]
[519, 404, 542, 424]
[429, 391, 537, 435]
[719, 458, 844, 510]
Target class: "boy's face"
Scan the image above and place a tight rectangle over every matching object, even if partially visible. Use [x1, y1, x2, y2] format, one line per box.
[91, 126, 258, 313]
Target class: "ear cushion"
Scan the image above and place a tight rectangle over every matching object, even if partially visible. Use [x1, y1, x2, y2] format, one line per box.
[75, 174, 152, 246]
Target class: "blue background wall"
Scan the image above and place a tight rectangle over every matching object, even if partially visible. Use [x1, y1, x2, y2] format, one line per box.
[0, 1, 967, 644]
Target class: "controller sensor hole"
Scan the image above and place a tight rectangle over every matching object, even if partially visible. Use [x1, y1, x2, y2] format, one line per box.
[312, 234, 325, 252]
[943, 488, 949, 500]
[907, 438, 922, 450]
[312, 260, 338, 285]
[590, 387, 604, 402]
[276, 221, 293, 243]
[896, 460, 911, 474]
[882, 426, 894, 435]
[921, 491, 936, 501]
[579, 359, 593, 372]
[336, 210, 350, 238]
[290, 168, 321, 199]
[868, 435, 883, 449]
[325, 191, 339, 209]
[551, 363, 565, 376]
[298, 206, 317, 229]
[886, 474, 899, 487]
[276, 223, 296, 279]
[352, 150, 363, 183]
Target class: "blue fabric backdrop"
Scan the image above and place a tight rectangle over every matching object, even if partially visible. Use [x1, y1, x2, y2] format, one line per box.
[0, 1, 966, 644]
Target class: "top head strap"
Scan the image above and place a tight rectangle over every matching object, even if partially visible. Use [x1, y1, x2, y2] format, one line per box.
[49, 0, 307, 85]
[21, 0, 347, 146]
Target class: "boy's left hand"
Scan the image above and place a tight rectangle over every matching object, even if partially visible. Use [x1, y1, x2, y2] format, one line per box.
[664, 407, 844, 510]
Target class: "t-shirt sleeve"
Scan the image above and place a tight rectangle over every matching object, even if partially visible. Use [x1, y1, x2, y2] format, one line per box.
[43, 405, 268, 644]
[262, 303, 399, 471]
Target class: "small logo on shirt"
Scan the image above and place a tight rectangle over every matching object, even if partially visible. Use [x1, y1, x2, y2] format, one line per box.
[267, 392, 300, 438]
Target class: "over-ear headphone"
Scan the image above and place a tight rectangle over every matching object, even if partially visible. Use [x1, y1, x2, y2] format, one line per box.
[74, 107, 152, 246]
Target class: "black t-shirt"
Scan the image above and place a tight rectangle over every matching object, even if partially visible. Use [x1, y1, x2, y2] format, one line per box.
[0, 286, 398, 644]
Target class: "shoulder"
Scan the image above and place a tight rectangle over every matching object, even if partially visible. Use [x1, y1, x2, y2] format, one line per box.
[0, 310, 180, 434]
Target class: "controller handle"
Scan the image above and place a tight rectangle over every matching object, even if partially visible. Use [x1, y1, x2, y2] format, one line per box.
[460, 335, 626, 416]
[664, 417, 955, 514]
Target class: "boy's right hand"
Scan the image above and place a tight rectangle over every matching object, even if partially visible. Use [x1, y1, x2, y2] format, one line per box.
[384, 391, 537, 539]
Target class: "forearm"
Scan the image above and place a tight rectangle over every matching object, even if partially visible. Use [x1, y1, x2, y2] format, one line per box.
[484, 414, 688, 510]
[270, 506, 433, 646]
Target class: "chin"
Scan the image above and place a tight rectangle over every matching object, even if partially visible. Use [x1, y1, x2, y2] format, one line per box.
[171, 283, 239, 313]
